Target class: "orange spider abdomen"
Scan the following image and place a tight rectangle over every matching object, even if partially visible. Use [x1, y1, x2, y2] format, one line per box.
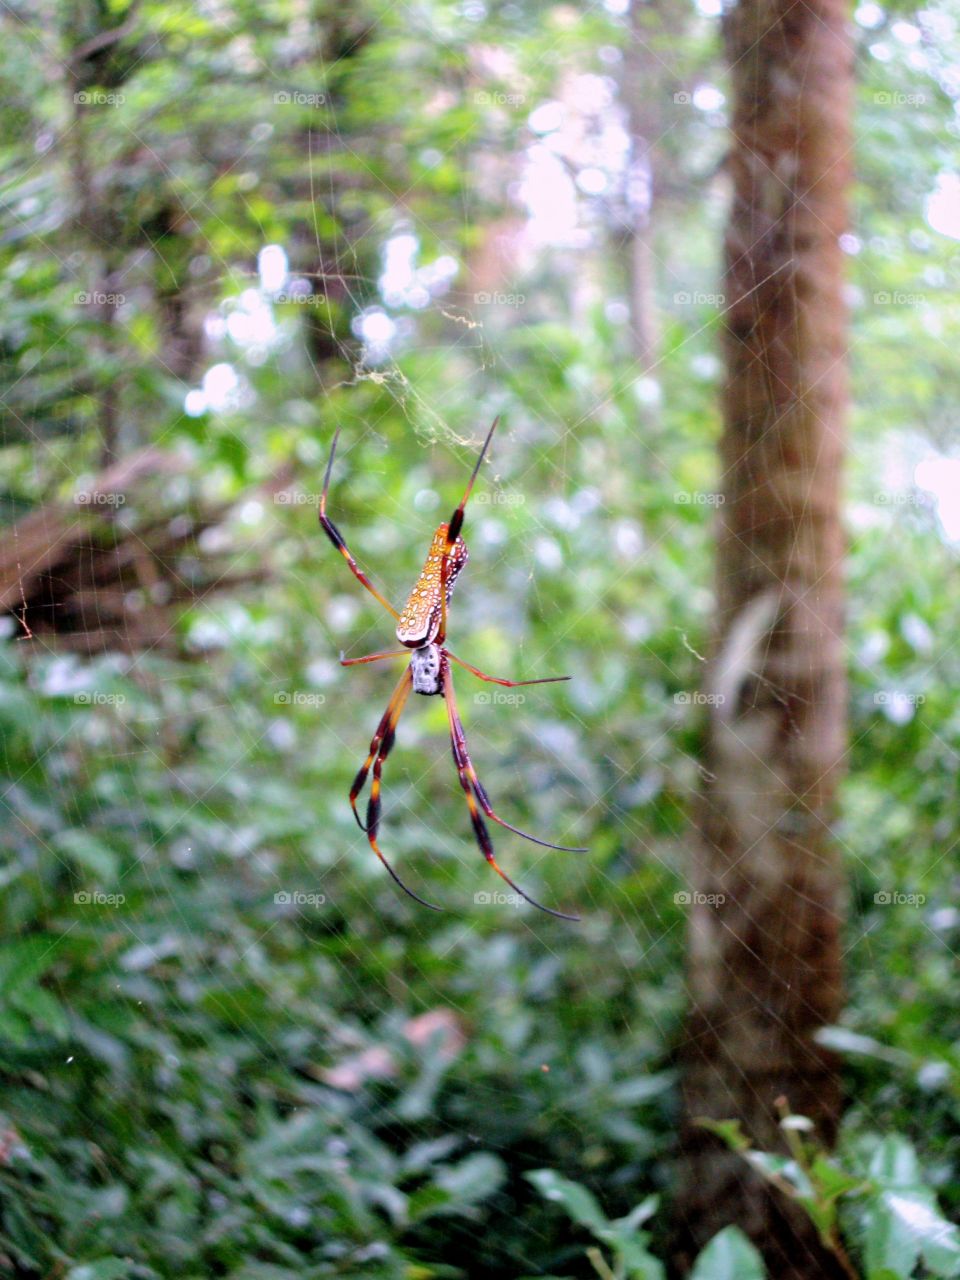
[396, 524, 468, 647]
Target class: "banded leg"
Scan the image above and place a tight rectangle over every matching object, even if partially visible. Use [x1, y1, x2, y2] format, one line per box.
[442, 660, 580, 921]
[443, 657, 586, 853]
[437, 416, 499, 644]
[349, 668, 413, 831]
[320, 428, 399, 619]
[447, 650, 570, 687]
[362, 671, 444, 912]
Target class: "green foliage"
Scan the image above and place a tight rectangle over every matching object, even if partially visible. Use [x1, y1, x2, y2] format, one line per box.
[1, 0, 959, 1276]
[526, 1168, 767, 1279]
[706, 1114, 960, 1280]
[688, 1228, 766, 1280]
[527, 1169, 664, 1279]
[856, 1136, 960, 1279]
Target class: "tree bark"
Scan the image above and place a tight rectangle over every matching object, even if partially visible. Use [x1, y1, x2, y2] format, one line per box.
[674, 0, 853, 1274]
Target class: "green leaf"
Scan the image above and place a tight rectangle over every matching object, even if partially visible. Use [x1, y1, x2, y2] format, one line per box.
[55, 829, 118, 881]
[0, 1006, 30, 1044]
[527, 1169, 608, 1233]
[810, 1154, 866, 1202]
[0, 937, 61, 993]
[434, 1153, 505, 1206]
[863, 1195, 922, 1280]
[612, 1195, 659, 1234]
[406, 1185, 453, 1223]
[605, 1234, 665, 1280]
[689, 1227, 766, 1280]
[744, 1151, 811, 1197]
[11, 985, 69, 1038]
[65, 1260, 132, 1280]
[814, 1026, 910, 1068]
[609, 1071, 676, 1105]
[868, 1134, 922, 1189]
[599, 1200, 663, 1278]
[696, 1117, 751, 1152]
[883, 1191, 960, 1276]
[858, 1136, 960, 1277]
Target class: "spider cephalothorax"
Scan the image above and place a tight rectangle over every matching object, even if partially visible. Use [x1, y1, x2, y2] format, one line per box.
[319, 417, 583, 920]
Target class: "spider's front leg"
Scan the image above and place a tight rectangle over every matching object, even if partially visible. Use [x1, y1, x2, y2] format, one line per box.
[436, 416, 499, 645]
[441, 656, 579, 921]
[320, 428, 399, 619]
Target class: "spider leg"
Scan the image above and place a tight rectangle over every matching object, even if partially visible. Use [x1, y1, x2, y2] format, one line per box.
[340, 649, 409, 667]
[353, 667, 445, 912]
[443, 654, 587, 853]
[446, 650, 570, 687]
[437, 416, 499, 644]
[320, 428, 400, 620]
[349, 666, 413, 831]
[441, 659, 579, 921]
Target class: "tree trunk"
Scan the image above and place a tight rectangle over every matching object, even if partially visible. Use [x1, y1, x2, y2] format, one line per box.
[674, 0, 853, 1274]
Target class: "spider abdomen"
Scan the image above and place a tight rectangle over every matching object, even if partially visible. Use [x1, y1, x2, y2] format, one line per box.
[410, 643, 443, 696]
[396, 524, 468, 647]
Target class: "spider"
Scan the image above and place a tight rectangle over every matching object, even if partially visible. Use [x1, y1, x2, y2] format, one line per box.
[319, 417, 582, 921]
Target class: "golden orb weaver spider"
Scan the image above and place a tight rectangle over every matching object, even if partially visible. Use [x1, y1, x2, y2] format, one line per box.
[319, 417, 583, 921]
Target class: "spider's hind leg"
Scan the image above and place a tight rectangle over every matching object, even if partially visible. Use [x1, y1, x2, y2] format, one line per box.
[441, 655, 586, 854]
[349, 668, 412, 832]
[353, 666, 445, 912]
[446, 650, 571, 689]
[441, 657, 579, 922]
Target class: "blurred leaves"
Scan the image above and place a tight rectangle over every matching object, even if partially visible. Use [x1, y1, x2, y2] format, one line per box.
[688, 1228, 765, 1280]
[0, 0, 959, 1276]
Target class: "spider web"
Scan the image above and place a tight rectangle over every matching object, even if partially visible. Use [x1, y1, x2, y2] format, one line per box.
[1, 0, 958, 1276]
